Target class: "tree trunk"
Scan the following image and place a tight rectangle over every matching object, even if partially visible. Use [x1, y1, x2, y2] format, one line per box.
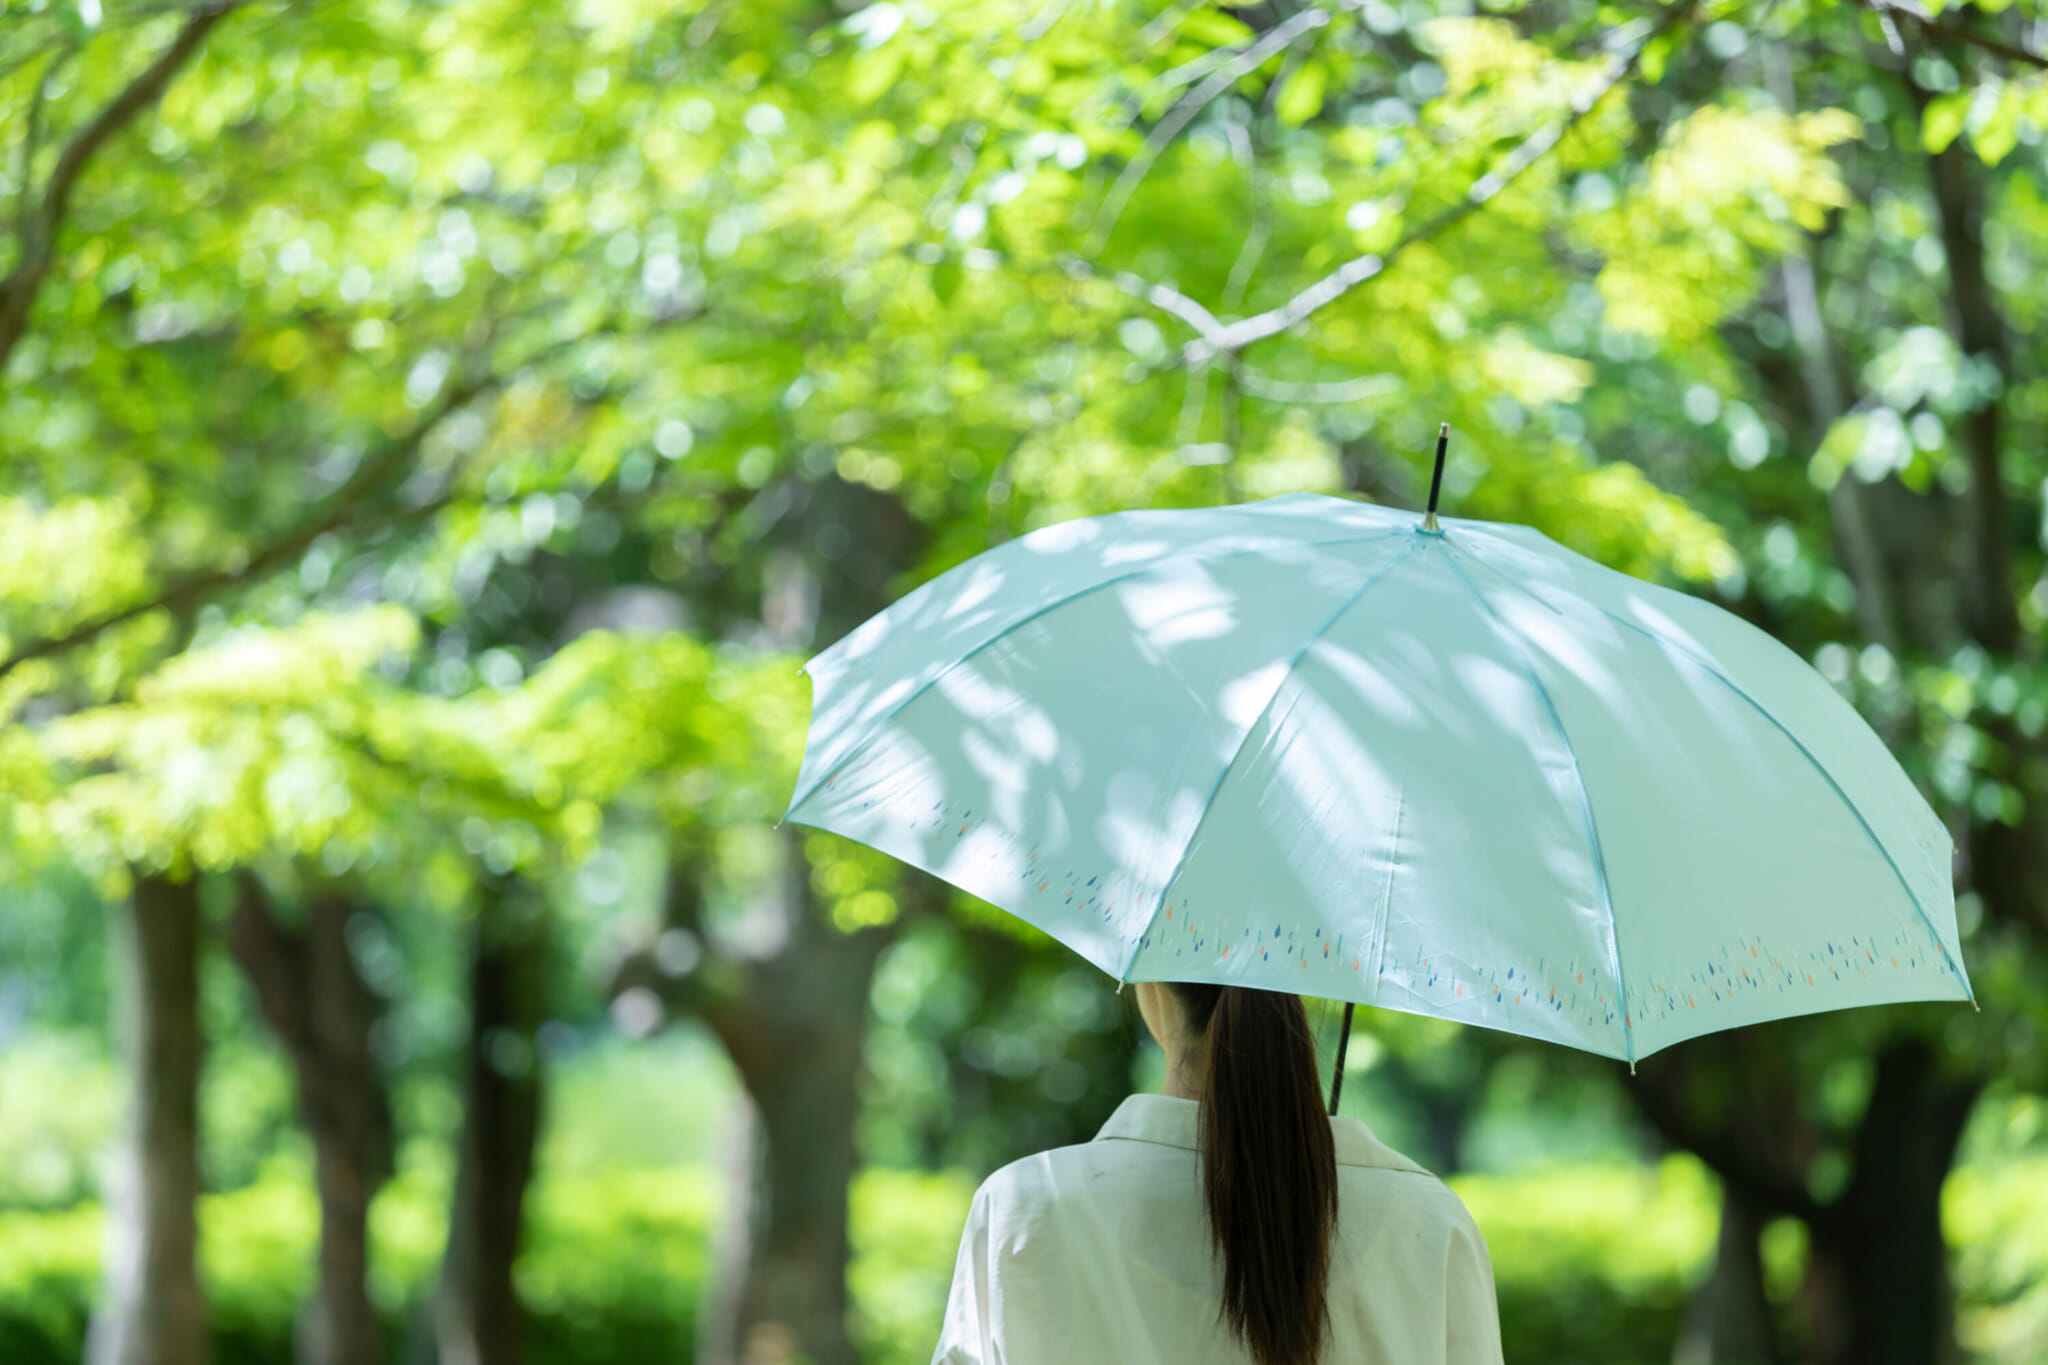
[1629, 1026, 1983, 1365]
[226, 882, 392, 1365]
[87, 873, 210, 1365]
[624, 472, 917, 1364]
[616, 833, 895, 1365]
[1802, 1041, 1979, 1365]
[1673, 1184, 1779, 1365]
[721, 939, 880, 1365]
[693, 833, 893, 1365]
[436, 884, 548, 1365]
[1908, 84, 2021, 656]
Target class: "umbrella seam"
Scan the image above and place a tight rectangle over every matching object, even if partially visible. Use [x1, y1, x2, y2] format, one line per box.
[1585, 601, 1973, 1005]
[1451, 535, 1970, 1004]
[785, 527, 1415, 817]
[1120, 535, 1424, 984]
[1437, 540, 1636, 1065]
[1368, 768, 1409, 1002]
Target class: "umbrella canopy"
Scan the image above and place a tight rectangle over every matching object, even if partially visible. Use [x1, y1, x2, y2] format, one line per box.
[782, 488, 1971, 1068]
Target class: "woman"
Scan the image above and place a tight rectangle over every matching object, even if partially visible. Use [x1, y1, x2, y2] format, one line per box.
[932, 982, 1504, 1365]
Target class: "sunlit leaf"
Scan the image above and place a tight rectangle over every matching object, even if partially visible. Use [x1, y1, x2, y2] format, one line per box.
[1275, 59, 1328, 127]
[1922, 89, 1974, 153]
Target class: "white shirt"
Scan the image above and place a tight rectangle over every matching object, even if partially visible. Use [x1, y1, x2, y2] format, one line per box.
[933, 1093, 1504, 1365]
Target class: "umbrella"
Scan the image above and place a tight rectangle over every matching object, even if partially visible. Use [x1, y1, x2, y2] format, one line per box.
[781, 429, 1973, 1099]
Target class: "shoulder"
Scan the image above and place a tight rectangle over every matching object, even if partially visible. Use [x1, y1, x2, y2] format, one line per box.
[969, 1139, 1099, 1216]
[953, 1144, 1092, 1266]
[1334, 1143, 1493, 1259]
[1422, 1177, 1492, 1263]
[966, 1130, 1177, 1238]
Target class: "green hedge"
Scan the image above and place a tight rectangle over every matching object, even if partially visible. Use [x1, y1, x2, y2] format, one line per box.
[2, 1157, 2043, 1364]
[0, 1166, 715, 1365]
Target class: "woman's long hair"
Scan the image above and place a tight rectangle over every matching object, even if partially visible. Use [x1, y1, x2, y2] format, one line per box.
[1168, 984, 1339, 1365]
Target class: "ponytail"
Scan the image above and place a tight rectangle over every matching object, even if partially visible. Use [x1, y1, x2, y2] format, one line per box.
[1170, 984, 1339, 1365]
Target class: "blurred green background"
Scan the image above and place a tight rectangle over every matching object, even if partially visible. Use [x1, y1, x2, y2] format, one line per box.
[4, 0, 2048, 1363]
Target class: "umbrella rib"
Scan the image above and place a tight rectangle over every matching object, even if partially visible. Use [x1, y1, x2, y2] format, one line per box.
[1583, 600, 1973, 1005]
[1451, 536, 1970, 1003]
[1436, 541, 1636, 1066]
[1121, 535, 1424, 984]
[785, 526, 1414, 818]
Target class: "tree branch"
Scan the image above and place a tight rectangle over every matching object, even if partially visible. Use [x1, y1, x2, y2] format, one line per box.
[0, 373, 483, 684]
[1055, 253, 1222, 335]
[1904, 68, 2023, 654]
[1087, 6, 1331, 252]
[1235, 363, 1399, 404]
[12, 44, 77, 250]
[1762, 38, 1905, 659]
[1179, 3, 1695, 367]
[0, 2, 239, 375]
[0, 34, 73, 90]
[0, 310, 670, 685]
[1858, 0, 2048, 70]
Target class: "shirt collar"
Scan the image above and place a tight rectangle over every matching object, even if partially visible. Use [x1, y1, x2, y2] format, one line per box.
[1093, 1092, 1433, 1177]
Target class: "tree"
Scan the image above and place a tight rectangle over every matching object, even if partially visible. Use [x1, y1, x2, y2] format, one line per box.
[1611, 6, 2048, 1359]
[226, 879, 393, 1365]
[84, 873, 208, 1365]
[11, 0, 2048, 1360]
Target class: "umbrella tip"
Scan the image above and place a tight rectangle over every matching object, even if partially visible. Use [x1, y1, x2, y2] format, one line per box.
[1422, 423, 1450, 531]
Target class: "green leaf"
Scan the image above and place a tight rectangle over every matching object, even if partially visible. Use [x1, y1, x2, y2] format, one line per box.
[845, 46, 904, 105]
[1639, 31, 1676, 85]
[1809, 413, 1867, 492]
[1181, 10, 1255, 47]
[1975, 86, 2022, 164]
[1921, 89, 1973, 153]
[1275, 60, 1328, 127]
[931, 260, 962, 305]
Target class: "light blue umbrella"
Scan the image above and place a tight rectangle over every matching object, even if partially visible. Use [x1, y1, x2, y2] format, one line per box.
[782, 432, 1973, 1086]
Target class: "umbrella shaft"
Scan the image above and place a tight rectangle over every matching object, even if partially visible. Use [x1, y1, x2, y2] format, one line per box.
[1425, 424, 1449, 516]
[1328, 1001, 1355, 1115]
